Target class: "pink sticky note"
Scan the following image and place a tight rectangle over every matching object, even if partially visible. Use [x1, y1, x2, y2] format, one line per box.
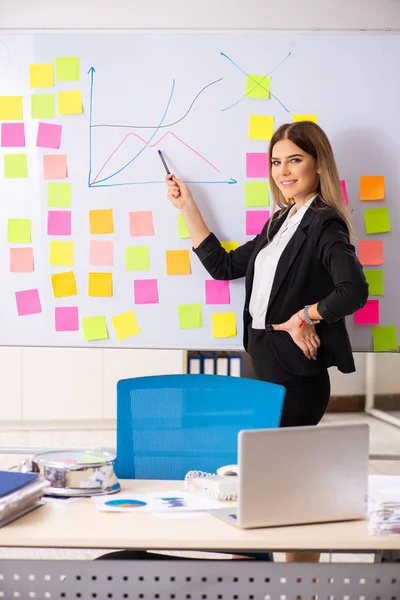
[9, 247, 34, 273]
[205, 280, 230, 304]
[129, 211, 154, 236]
[246, 210, 270, 235]
[90, 240, 114, 266]
[354, 300, 379, 325]
[47, 210, 71, 235]
[15, 289, 42, 316]
[134, 279, 159, 304]
[340, 180, 348, 205]
[43, 154, 67, 179]
[55, 306, 79, 331]
[37, 122, 62, 149]
[246, 153, 268, 178]
[1, 123, 25, 148]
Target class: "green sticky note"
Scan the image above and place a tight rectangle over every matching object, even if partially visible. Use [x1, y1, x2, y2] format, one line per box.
[364, 270, 384, 295]
[82, 316, 108, 341]
[4, 154, 28, 178]
[178, 304, 203, 329]
[56, 57, 80, 82]
[178, 214, 190, 239]
[245, 74, 271, 99]
[126, 246, 150, 270]
[364, 207, 391, 234]
[80, 453, 106, 464]
[372, 326, 398, 352]
[8, 218, 31, 243]
[48, 182, 72, 207]
[31, 94, 55, 119]
[245, 181, 269, 206]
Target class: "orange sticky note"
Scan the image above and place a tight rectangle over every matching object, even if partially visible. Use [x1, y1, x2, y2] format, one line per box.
[43, 154, 67, 179]
[360, 176, 384, 201]
[51, 271, 77, 298]
[358, 240, 383, 266]
[89, 209, 114, 234]
[166, 250, 191, 275]
[88, 272, 113, 297]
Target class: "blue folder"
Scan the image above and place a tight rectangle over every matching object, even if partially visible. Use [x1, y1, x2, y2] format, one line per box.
[0, 471, 39, 498]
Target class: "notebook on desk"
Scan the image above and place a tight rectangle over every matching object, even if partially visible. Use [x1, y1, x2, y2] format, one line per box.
[0, 471, 39, 498]
[214, 423, 369, 529]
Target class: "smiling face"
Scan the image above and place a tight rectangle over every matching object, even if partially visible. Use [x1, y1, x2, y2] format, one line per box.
[270, 138, 320, 205]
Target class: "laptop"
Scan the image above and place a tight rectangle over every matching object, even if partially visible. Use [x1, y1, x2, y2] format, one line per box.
[214, 422, 369, 529]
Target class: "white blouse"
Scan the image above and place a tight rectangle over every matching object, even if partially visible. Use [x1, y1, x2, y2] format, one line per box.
[249, 196, 316, 329]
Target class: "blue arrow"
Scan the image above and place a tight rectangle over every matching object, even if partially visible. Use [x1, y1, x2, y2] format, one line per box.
[89, 177, 238, 188]
[87, 67, 96, 187]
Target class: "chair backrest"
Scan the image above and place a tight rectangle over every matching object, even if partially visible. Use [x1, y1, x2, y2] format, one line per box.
[115, 374, 285, 480]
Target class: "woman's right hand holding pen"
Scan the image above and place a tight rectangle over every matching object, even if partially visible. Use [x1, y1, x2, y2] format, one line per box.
[166, 174, 194, 211]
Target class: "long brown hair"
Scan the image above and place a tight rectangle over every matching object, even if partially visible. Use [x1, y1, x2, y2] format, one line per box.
[268, 121, 355, 242]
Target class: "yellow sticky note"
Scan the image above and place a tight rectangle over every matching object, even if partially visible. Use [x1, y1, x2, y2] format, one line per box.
[178, 214, 190, 239]
[55, 57, 80, 82]
[292, 114, 317, 123]
[249, 115, 274, 141]
[88, 272, 113, 297]
[221, 241, 239, 252]
[111, 310, 140, 340]
[4, 154, 28, 178]
[58, 90, 83, 115]
[29, 63, 54, 88]
[360, 176, 385, 201]
[50, 241, 74, 266]
[0, 96, 23, 121]
[51, 271, 78, 298]
[212, 313, 237, 338]
[7, 218, 31, 243]
[245, 75, 271, 100]
[31, 94, 55, 119]
[89, 209, 114, 234]
[166, 250, 191, 275]
[82, 316, 108, 341]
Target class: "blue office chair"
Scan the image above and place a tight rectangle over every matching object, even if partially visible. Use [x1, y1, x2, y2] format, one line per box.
[115, 374, 285, 480]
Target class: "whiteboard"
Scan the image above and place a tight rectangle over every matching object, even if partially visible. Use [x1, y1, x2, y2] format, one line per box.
[0, 32, 398, 350]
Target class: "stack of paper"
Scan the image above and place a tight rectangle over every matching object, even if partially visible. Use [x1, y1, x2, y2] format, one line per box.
[0, 471, 48, 527]
[368, 475, 400, 535]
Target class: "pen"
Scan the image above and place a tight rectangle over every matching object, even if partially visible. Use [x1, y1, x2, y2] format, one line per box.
[158, 150, 171, 175]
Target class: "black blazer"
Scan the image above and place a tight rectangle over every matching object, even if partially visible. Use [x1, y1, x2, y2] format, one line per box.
[194, 197, 369, 375]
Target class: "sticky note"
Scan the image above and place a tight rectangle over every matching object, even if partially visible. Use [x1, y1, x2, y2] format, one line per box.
[1, 123, 25, 147]
[88, 272, 113, 297]
[9, 247, 34, 273]
[134, 279, 159, 304]
[90, 240, 114, 266]
[245, 75, 271, 99]
[89, 209, 114, 234]
[111, 311, 140, 340]
[178, 304, 203, 329]
[48, 182, 71, 208]
[47, 211, 71, 236]
[372, 326, 398, 352]
[205, 280, 230, 304]
[354, 300, 379, 325]
[245, 181, 269, 206]
[340, 180, 348, 205]
[50, 241, 74, 266]
[0, 96, 23, 121]
[4, 154, 28, 178]
[58, 90, 83, 115]
[212, 313, 237, 338]
[43, 154, 67, 179]
[55, 57, 80, 82]
[29, 63, 54, 88]
[178, 214, 190, 239]
[129, 210, 154, 236]
[166, 249, 191, 275]
[358, 240, 383, 266]
[15, 289, 42, 317]
[292, 114, 317, 123]
[364, 270, 384, 295]
[364, 208, 390, 234]
[55, 307, 79, 332]
[37, 122, 62, 149]
[249, 115, 274, 141]
[126, 246, 150, 271]
[246, 210, 270, 235]
[221, 241, 239, 252]
[7, 218, 31, 243]
[246, 152, 268, 178]
[51, 271, 77, 298]
[360, 176, 384, 201]
[31, 94, 55, 119]
[82, 316, 108, 341]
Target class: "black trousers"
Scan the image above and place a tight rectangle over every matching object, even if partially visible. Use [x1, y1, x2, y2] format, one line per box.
[248, 327, 331, 427]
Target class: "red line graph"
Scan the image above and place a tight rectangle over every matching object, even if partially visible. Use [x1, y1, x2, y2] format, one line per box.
[91, 131, 221, 184]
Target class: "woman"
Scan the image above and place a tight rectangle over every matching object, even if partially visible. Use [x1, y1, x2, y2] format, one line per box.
[167, 121, 369, 428]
